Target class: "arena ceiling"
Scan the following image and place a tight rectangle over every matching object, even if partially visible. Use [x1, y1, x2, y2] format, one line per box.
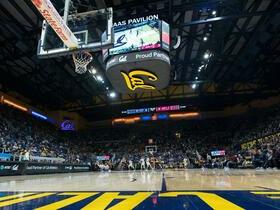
[0, 0, 280, 116]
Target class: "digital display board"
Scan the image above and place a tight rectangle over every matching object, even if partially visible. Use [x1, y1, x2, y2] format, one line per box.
[109, 19, 161, 56]
[122, 105, 186, 115]
[211, 150, 226, 156]
[96, 156, 110, 161]
[161, 20, 170, 51]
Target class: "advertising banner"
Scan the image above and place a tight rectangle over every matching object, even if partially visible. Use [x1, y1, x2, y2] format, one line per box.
[96, 156, 110, 161]
[0, 161, 91, 176]
[0, 153, 12, 161]
[211, 150, 226, 156]
[0, 162, 23, 176]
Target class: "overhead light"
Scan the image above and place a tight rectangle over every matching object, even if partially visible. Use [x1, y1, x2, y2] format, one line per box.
[195, 76, 198, 80]
[3, 99, 28, 112]
[169, 112, 199, 118]
[90, 68, 97, 75]
[212, 10, 217, 16]
[31, 111, 47, 120]
[203, 52, 211, 59]
[198, 65, 204, 72]
[96, 75, 103, 81]
[191, 84, 197, 89]
[106, 87, 109, 90]
[203, 36, 208, 42]
[109, 91, 116, 98]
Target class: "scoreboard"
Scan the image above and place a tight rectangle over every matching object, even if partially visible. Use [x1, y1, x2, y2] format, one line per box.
[104, 15, 171, 93]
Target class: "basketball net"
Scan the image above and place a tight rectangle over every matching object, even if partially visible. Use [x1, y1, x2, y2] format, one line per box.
[72, 51, 93, 74]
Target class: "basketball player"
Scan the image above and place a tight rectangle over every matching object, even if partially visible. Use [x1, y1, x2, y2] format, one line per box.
[146, 156, 153, 170]
[140, 157, 146, 170]
[155, 156, 163, 170]
[128, 159, 135, 170]
[151, 156, 156, 169]
[183, 157, 190, 168]
[97, 161, 110, 171]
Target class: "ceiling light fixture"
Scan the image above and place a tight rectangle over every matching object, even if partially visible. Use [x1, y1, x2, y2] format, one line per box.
[109, 92, 116, 98]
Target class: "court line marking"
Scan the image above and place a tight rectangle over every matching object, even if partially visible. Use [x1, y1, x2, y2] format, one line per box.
[268, 196, 280, 199]
[247, 192, 280, 210]
[255, 186, 279, 191]
[0, 193, 36, 201]
[252, 192, 280, 195]
[0, 193, 55, 208]
[35, 192, 98, 210]
[161, 172, 167, 192]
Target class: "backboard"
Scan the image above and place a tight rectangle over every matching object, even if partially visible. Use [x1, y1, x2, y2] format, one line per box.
[36, 1, 113, 58]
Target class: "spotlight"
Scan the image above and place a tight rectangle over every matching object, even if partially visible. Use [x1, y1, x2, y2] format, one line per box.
[203, 36, 208, 42]
[195, 76, 198, 80]
[90, 68, 97, 74]
[109, 92, 116, 98]
[106, 87, 109, 90]
[191, 84, 197, 89]
[96, 75, 103, 81]
[198, 65, 204, 72]
[203, 52, 210, 59]
[200, 64, 205, 68]
[212, 10, 217, 16]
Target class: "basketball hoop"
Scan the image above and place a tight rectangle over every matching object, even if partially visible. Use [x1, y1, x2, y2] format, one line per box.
[72, 51, 93, 74]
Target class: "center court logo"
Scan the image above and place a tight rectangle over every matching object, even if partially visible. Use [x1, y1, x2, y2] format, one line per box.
[0, 191, 270, 209]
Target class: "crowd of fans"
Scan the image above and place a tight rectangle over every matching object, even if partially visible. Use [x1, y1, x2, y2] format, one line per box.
[0, 104, 279, 170]
[0, 105, 87, 164]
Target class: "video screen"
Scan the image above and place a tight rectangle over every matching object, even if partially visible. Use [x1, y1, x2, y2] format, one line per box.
[211, 150, 226, 156]
[109, 19, 161, 55]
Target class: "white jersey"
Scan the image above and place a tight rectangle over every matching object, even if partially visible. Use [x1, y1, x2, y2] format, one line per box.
[146, 157, 150, 164]
[140, 158, 145, 165]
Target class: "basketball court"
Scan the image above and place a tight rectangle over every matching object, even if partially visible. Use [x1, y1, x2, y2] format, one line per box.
[0, 169, 279, 209]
